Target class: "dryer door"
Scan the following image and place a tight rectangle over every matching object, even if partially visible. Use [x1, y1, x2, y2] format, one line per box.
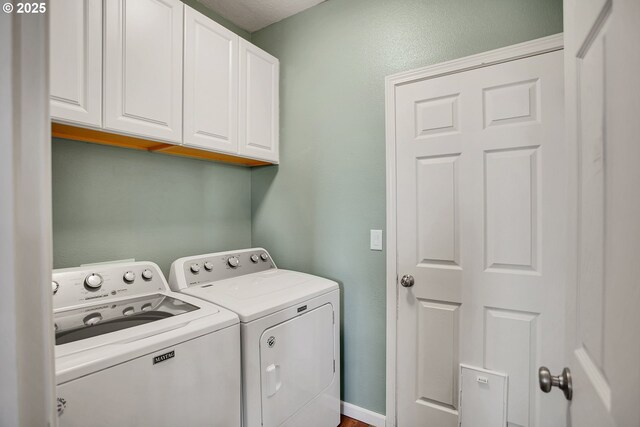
[260, 303, 335, 427]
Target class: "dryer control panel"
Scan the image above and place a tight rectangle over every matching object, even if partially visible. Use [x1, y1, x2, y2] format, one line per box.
[170, 248, 276, 289]
[52, 262, 167, 310]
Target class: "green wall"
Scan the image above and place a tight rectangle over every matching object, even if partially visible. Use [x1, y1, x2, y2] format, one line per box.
[250, 0, 563, 414]
[52, 140, 251, 276]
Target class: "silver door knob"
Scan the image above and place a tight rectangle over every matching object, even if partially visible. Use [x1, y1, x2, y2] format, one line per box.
[400, 275, 415, 287]
[539, 366, 572, 401]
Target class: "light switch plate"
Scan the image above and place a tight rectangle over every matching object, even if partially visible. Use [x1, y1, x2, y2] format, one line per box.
[370, 229, 383, 251]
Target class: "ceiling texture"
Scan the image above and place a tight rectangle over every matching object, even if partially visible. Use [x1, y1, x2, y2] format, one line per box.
[197, 0, 326, 32]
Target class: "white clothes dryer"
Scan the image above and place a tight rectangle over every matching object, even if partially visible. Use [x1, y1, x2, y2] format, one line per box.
[53, 261, 241, 427]
[168, 248, 340, 427]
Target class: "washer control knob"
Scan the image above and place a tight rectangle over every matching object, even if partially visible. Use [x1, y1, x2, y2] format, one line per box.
[84, 273, 103, 290]
[122, 307, 135, 316]
[83, 312, 102, 326]
[250, 254, 259, 263]
[204, 261, 214, 271]
[141, 269, 153, 280]
[227, 256, 240, 268]
[260, 253, 269, 262]
[190, 263, 201, 274]
[123, 271, 135, 283]
[52, 281, 59, 295]
[141, 303, 152, 312]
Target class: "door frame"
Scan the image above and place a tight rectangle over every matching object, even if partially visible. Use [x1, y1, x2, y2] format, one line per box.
[0, 7, 56, 427]
[384, 33, 564, 427]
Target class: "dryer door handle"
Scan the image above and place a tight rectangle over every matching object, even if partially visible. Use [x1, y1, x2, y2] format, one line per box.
[265, 364, 282, 397]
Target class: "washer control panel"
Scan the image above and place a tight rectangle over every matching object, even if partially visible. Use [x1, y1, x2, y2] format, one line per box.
[178, 248, 275, 287]
[52, 262, 167, 310]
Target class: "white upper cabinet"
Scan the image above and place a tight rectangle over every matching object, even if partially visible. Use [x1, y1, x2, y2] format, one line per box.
[238, 39, 279, 163]
[183, 6, 239, 154]
[50, 1, 279, 164]
[104, 0, 183, 143]
[50, 0, 102, 128]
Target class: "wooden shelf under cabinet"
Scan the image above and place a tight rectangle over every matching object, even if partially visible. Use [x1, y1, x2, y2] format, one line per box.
[51, 123, 270, 167]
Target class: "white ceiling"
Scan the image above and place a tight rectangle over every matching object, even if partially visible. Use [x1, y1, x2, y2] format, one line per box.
[197, 0, 326, 32]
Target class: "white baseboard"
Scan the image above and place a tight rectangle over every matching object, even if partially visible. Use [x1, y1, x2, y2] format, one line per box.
[341, 401, 386, 427]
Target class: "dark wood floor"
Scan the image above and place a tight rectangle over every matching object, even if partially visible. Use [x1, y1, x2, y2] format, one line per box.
[338, 415, 370, 427]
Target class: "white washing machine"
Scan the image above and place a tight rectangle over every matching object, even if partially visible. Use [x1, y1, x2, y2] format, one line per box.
[53, 261, 241, 427]
[168, 248, 340, 427]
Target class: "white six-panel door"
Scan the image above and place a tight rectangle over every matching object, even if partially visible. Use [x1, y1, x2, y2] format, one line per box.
[104, 0, 183, 143]
[49, 0, 102, 128]
[238, 39, 279, 163]
[564, 0, 640, 425]
[394, 48, 567, 426]
[183, 5, 238, 154]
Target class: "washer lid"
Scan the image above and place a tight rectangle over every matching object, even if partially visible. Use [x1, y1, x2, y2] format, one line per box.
[54, 290, 239, 384]
[54, 293, 201, 345]
[182, 269, 338, 323]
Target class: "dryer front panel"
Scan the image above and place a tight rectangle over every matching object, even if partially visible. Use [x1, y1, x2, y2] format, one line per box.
[259, 303, 335, 427]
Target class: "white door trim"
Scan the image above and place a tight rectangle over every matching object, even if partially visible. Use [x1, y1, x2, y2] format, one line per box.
[384, 33, 564, 427]
[0, 8, 56, 427]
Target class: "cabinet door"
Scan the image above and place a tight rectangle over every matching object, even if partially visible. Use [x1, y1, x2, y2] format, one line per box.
[49, 0, 102, 128]
[183, 6, 238, 154]
[104, 0, 183, 143]
[238, 40, 279, 163]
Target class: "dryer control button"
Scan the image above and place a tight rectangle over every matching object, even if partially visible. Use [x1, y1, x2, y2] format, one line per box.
[227, 256, 240, 268]
[260, 253, 269, 261]
[190, 263, 201, 274]
[250, 254, 259, 263]
[141, 269, 153, 280]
